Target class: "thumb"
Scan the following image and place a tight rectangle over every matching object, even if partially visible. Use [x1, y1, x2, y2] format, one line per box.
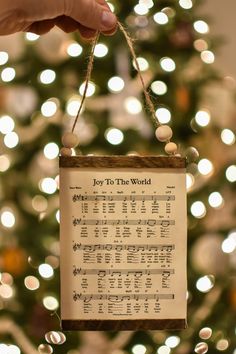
[64, 0, 117, 31]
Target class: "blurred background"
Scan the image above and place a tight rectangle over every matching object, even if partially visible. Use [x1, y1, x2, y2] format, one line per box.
[0, 0, 235, 354]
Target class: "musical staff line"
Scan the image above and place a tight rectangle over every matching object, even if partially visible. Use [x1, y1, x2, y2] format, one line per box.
[72, 242, 175, 252]
[72, 218, 174, 227]
[72, 194, 175, 202]
[73, 267, 174, 276]
[73, 292, 175, 302]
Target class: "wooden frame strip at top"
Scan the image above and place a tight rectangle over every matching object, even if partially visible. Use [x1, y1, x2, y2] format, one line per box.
[59, 156, 186, 169]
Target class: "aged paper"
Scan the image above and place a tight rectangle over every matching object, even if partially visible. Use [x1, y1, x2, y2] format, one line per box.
[60, 167, 187, 322]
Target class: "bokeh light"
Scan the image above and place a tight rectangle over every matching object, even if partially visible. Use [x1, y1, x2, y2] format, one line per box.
[124, 97, 142, 114]
[4, 132, 19, 149]
[140, 0, 154, 9]
[1, 67, 16, 82]
[196, 275, 214, 292]
[94, 43, 108, 58]
[190, 201, 206, 218]
[216, 339, 229, 351]
[194, 39, 208, 52]
[67, 42, 83, 57]
[198, 159, 213, 176]
[108, 76, 125, 93]
[133, 57, 149, 71]
[105, 128, 124, 145]
[222, 233, 236, 253]
[43, 295, 59, 310]
[199, 327, 212, 340]
[221, 129, 235, 145]
[134, 4, 149, 15]
[201, 50, 215, 64]
[160, 57, 176, 72]
[44, 142, 59, 160]
[0, 210, 15, 228]
[155, 107, 171, 124]
[132, 344, 147, 354]
[0, 284, 14, 299]
[157, 345, 171, 354]
[32, 195, 48, 212]
[0, 115, 15, 134]
[24, 276, 40, 291]
[208, 192, 224, 208]
[39, 69, 56, 84]
[0, 51, 9, 65]
[179, 0, 193, 9]
[66, 96, 83, 116]
[193, 20, 209, 34]
[38, 263, 54, 279]
[225, 165, 236, 182]
[0, 344, 21, 354]
[151, 80, 167, 95]
[25, 32, 40, 41]
[153, 12, 169, 25]
[79, 81, 96, 97]
[186, 173, 195, 190]
[0, 155, 11, 172]
[165, 336, 180, 348]
[39, 178, 57, 194]
[194, 342, 208, 354]
[41, 100, 57, 117]
[195, 110, 211, 127]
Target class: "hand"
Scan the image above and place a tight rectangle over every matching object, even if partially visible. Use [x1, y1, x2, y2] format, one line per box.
[0, 0, 117, 37]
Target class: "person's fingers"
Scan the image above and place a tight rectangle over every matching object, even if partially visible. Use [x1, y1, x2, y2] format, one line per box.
[56, 15, 80, 33]
[24, 19, 56, 35]
[64, 0, 117, 32]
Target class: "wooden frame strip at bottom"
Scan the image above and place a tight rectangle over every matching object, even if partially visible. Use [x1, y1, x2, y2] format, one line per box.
[61, 319, 187, 331]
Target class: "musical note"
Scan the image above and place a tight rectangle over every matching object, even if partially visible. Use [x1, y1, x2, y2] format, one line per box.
[72, 292, 175, 302]
[72, 243, 175, 252]
[72, 268, 174, 276]
[71, 194, 175, 202]
[72, 218, 175, 226]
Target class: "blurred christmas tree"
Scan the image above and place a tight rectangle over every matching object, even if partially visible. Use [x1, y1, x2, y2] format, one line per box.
[0, 0, 236, 353]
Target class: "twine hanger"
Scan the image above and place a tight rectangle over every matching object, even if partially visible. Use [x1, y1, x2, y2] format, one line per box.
[61, 21, 178, 156]
[71, 21, 158, 133]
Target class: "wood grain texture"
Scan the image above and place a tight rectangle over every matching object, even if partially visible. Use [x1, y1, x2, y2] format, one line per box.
[59, 155, 186, 169]
[61, 319, 187, 331]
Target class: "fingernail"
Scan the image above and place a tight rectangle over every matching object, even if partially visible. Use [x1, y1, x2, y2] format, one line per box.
[101, 11, 117, 29]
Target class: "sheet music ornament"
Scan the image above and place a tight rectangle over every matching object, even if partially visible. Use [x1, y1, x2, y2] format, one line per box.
[59, 22, 187, 331]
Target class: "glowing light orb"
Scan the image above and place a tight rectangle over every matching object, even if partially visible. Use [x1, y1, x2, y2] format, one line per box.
[38, 264, 54, 279]
[39, 69, 56, 84]
[196, 275, 214, 292]
[108, 76, 125, 93]
[44, 142, 59, 160]
[40, 178, 57, 194]
[155, 107, 171, 124]
[221, 129, 235, 145]
[160, 57, 176, 72]
[4, 132, 19, 148]
[0, 51, 9, 65]
[105, 128, 124, 145]
[67, 42, 83, 57]
[190, 201, 206, 218]
[194, 20, 209, 34]
[151, 80, 167, 95]
[195, 110, 211, 127]
[198, 159, 213, 176]
[79, 81, 96, 97]
[94, 43, 108, 58]
[1, 67, 15, 82]
[153, 12, 168, 25]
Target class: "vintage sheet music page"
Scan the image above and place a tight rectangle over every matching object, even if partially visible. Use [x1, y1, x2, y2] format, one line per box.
[60, 157, 187, 330]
